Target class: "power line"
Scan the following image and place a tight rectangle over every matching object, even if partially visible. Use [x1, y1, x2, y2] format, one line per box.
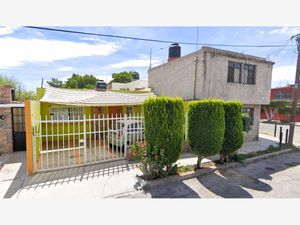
[24, 26, 296, 48]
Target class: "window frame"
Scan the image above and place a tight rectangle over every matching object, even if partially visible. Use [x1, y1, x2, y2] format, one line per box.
[242, 107, 255, 125]
[227, 61, 256, 85]
[49, 106, 85, 120]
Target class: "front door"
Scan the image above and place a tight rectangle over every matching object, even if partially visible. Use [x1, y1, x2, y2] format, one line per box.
[108, 106, 122, 116]
[12, 107, 26, 151]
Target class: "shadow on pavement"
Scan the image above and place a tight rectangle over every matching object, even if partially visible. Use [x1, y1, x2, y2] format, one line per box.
[1, 151, 139, 198]
[145, 152, 300, 198]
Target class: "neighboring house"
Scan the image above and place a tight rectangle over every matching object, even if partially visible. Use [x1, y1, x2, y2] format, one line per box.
[112, 80, 150, 91]
[0, 85, 26, 154]
[260, 84, 300, 122]
[149, 45, 274, 141]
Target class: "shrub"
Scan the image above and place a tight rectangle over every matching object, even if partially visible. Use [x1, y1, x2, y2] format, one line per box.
[220, 101, 244, 162]
[242, 113, 251, 132]
[187, 99, 225, 168]
[131, 142, 167, 179]
[143, 97, 185, 172]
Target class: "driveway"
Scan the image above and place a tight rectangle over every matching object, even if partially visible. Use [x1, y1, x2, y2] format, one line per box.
[124, 151, 300, 198]
[0, 151, 142, 199]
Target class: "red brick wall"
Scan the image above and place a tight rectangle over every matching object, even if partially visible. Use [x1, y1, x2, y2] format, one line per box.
[0, 85, 12, 104]
[0, 108, 13, 153]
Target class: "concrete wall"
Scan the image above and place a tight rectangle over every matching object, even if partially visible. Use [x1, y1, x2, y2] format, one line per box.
[112, 80, 150, 91]
[244, 104, 261, 142]
[0, 108, 13, 154]
[149, 47, 273, 105]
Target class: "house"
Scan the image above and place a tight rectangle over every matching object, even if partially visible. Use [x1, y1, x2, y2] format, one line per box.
[0, 85, 26, 154]
[25, 87, 154, 174]
[148, 44, 275, 141]
[111, 80, 150, 92]
[260, 84, 300, 122]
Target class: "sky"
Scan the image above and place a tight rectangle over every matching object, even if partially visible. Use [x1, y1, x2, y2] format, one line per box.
[0, 26, 299, 91]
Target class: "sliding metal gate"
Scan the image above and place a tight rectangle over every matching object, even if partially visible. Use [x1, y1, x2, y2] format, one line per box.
[32, 114, 144, 172]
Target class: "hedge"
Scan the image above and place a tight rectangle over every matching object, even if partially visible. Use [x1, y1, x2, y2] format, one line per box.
[221, 101, 244, 161]
[143, 96, 185, 166]
[187, 99, 225, 167]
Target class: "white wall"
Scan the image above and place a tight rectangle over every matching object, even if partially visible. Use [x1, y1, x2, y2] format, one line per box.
[112, 80, 149, 91]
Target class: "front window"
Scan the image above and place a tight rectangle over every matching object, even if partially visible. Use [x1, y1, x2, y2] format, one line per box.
[242, 107, 254, 125]
[228, 61, 256, 85]
[282, 92, 291, 100]
[49, 106, 84, 120]
[274, 92, 282, 100]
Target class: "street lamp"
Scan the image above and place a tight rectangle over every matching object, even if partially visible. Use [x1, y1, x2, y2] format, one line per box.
[149, 47, 164, 70]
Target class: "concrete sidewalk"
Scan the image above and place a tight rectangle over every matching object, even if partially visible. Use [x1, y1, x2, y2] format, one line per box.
[0, 135, 280, 199]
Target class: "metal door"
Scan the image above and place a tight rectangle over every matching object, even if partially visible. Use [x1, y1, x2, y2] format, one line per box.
[12, 107, 26, 151]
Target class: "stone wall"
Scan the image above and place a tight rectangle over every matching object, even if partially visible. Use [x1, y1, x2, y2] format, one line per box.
[0, 108, 13, 154]
[0, 85, 12, 104]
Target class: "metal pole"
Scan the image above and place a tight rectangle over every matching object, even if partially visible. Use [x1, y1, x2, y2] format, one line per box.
[288, 35, 300, 145]
[274, 124, 277, 137]
[149, 48, 152, 70]
[285, 129, 289, 144]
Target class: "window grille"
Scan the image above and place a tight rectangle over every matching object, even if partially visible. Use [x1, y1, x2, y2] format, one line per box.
[228, 61, 256, 85]
[49, 106, 84, 120]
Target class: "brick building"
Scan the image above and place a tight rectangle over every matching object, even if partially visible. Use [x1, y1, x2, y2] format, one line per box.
[0, 85, 25, 154]
[261, 84, 300, 122]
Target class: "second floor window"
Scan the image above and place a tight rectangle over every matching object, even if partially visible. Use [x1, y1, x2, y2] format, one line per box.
[228, 61, 256, 85]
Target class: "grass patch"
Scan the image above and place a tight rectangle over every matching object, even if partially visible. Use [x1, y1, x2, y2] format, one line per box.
[176, 165, 195, 173]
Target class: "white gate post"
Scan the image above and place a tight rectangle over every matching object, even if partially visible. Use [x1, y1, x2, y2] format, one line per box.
[83, 114, 87, 164]
[124, 113, 128, 158]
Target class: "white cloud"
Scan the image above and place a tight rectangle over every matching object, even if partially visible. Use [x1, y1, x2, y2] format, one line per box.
[0, 26, 18, 36]
[272, 65, 296, 87]
[269, 27, 300, 35]
[79, 37, 106, 43]
[57, 66, 74, 72]
[0, 37, 120, 69]
[108, 59, 160, 69]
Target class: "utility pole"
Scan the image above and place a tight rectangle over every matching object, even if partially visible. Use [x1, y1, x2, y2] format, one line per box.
[288, 34, 300, 145]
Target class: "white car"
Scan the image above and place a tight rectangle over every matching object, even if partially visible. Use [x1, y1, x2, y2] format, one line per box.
[107, 119, 144, 148]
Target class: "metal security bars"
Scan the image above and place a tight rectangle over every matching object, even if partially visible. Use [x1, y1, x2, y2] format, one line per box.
[32, 113, 144, 173]
[227, 61, 256, 85]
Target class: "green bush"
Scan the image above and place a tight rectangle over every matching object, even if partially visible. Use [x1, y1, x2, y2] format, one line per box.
[143, 96, 185, 171]
[131, 142, 167, 179]
[187, 99, 225, 168]
[242, 113, 251, 132]
[220, 101, 244, 162]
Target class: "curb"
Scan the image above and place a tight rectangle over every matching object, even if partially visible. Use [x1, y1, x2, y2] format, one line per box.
[137, 148, 297, 189]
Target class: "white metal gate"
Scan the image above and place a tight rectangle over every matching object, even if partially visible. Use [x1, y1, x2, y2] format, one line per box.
[32, 113, 144, 172]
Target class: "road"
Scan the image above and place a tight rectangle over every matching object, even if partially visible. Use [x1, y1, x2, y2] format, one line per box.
[259, 122, 300, 146]
[121, 151, 300, 198]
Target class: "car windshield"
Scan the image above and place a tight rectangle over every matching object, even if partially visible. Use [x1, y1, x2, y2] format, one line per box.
[112, 121, 124, 130]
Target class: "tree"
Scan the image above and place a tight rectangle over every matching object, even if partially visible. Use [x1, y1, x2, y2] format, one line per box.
[220, 101, 244, 163]
[111, 71, 140, 83]
[187, 100, 225, 168]
[131, 71, 140, 80]
[261, 100, 291, 121]
[64, 74, 97, 89]
[47, 78, 64, 88]
[111, 71, 133, 83]
[143, 97, 185, 173]
[0, 75, 36, 101]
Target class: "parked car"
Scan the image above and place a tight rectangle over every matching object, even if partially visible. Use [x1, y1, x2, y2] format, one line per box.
[107, 119, 144, 148]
